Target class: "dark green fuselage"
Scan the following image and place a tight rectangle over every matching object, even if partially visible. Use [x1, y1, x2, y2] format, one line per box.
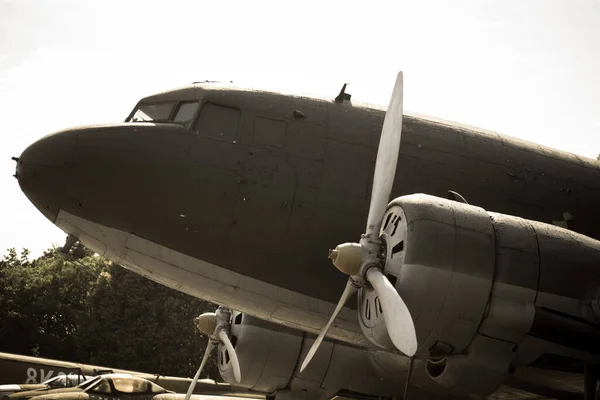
[18, 84, 600, 305]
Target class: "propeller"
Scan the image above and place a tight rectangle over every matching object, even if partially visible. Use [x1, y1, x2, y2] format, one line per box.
[184, 308, 241, 400]
[300, 71, 417, 373]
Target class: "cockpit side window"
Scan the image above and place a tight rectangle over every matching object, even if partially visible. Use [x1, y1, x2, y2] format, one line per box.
[129, 102, 175, 122]
[173, 101, 199, 124]
[194, 103, 240, 142]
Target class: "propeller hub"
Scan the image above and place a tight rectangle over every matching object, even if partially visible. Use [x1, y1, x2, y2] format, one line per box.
[330, 242, 362, 276]
[195, 312, 217, 335]
[300, 71, 417, 373]
[186, 308, 241, 399]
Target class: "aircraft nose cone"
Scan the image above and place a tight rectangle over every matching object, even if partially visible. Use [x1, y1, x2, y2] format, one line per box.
[16, 129, 78, 223]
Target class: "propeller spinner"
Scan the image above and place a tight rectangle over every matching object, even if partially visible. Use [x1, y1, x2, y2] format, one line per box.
[185, 308, 241, 400]
[300, 71, 417, 373]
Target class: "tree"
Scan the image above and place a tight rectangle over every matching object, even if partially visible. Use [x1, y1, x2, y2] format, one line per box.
[0, 244, 218, 379]
[0, 246, 104, 358]
[74, 263, 217, 377]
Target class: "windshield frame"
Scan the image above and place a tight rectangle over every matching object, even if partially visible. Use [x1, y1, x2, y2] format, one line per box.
[42, 374, 84, 388]
[127, 101, 177, 123]
[126, 98, 201, 128]
[77, 376, 102, 390]
[87, 378, 113, 395]
[172, 101, 200, 125]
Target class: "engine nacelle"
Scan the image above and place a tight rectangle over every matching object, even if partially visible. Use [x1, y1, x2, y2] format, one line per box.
[217, 312, 452, 399]
[218, 313, 301, 393]
[359, 194, 600, 396]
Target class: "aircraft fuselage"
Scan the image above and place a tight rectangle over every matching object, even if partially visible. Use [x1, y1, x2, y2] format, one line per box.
[16, 83, 600, 347]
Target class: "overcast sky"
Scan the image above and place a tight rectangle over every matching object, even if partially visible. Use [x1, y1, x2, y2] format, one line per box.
[1, 0, 599, 258]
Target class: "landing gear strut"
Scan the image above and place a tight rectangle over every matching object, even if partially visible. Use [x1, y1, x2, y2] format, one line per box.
[57, 234, 78, 258]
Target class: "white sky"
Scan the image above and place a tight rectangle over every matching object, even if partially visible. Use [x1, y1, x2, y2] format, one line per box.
[1, 0, 599, 258]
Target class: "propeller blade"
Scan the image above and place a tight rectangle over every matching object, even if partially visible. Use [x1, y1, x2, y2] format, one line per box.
[218, 329, 242, 383]
[300, 278, 358, 372]
[365, 71, 404, 238]
[366, 267, 417, 356]
[184, 340, 215, 400]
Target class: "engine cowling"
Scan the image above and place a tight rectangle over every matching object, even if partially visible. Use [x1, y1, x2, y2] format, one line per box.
[218, 193, 600, 398]
[358, 194, 600, 396]
[217, 312, 460, 400]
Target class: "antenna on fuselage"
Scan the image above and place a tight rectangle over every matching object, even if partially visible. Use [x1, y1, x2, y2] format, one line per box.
[334, 83, 352, 104]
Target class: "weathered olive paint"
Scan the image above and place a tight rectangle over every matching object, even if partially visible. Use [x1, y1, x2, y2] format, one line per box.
[16, 84, 600, 306]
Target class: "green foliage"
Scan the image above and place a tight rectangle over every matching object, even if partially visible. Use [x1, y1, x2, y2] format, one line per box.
[0, 242, 217, 379]
[0, 246, 101, 358]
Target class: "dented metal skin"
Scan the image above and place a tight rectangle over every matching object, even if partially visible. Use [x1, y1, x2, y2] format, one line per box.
[15, 82, 600, 399]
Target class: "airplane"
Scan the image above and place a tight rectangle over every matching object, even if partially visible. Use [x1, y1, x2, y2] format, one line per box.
[4, 373, 172, 400]
[12, 71, 600, 400]
[0, 352, 239, 396]
[4, 374, 262, 400]
[4, 374, 261, 400]
[0, 374, 93, 398]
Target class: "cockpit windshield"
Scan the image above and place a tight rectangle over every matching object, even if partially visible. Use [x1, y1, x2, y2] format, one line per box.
[129, 103, 175, 122]
[128, 101, 200, 125]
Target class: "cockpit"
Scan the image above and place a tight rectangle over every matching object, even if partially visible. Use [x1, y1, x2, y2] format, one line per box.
[124, 83, 246, 140]
[127, 101, 199, 125]
[43, 374, 92, 388]
[78, 375, 168, 395]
